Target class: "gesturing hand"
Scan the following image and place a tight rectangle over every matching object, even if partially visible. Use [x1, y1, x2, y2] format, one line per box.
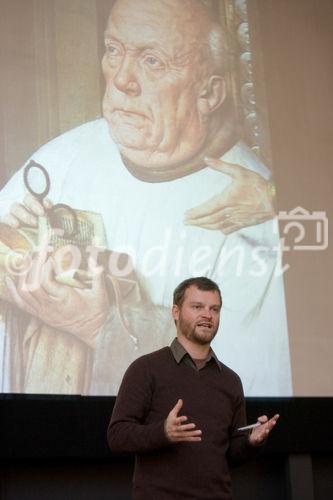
[248, 413, 280, 446]
[164, 399, 202, 443]
[184, 157, 276, 234]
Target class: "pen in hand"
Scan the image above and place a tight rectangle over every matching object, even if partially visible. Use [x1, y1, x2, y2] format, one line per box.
[237, 422, 262, 432]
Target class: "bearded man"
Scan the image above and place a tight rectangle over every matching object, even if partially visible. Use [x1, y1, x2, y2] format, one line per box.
[108, 276, 279, 500]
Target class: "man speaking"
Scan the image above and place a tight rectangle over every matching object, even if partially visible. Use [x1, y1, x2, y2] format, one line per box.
[108, 277, 279, 499]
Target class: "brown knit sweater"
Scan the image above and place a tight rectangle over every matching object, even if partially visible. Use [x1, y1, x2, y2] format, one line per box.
[108, 345, 258, 500]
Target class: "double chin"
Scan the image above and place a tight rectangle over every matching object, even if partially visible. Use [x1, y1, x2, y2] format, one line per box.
[114, 130, 206, 171]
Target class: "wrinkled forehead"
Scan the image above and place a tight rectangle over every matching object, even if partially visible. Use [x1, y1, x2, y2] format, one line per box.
[106, 0, 212, 54]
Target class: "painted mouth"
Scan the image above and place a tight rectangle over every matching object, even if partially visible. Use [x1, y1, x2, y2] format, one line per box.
[113, 108, 148, 120]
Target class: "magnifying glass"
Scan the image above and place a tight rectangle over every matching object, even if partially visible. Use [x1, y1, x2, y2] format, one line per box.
[23, 160, 78, 238]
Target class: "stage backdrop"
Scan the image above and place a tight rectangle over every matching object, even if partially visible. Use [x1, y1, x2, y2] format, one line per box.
[0, 0, 331, 397]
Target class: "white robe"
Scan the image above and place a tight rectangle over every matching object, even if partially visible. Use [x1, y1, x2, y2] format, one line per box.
[0, 118, 292, 396]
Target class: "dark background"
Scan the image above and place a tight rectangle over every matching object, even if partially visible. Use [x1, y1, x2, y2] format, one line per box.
[1, 395, 333, 499]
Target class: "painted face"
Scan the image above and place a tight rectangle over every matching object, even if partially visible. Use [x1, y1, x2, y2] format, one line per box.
[102, 0, 213, 169]
[172, 285, 221, 346]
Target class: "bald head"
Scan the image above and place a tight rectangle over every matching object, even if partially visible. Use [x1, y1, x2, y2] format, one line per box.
[102, 0, 228, 170]
[113, 0, 226, 72]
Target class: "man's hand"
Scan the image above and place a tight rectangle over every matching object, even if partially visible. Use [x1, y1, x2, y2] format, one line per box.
[5, 250, 109, 348]
[2, 192, 52, 228]
[164, 399, 202, 443]
[184, 157, 276, 234]
[248, 413, 280, 446]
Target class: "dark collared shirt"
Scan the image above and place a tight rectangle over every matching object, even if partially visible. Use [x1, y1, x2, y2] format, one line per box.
[169, 337, 222, 371]
[109, 342, 255, 499]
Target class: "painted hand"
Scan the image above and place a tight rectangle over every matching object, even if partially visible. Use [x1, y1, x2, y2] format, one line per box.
[184, 157, 276, 234]
[3, 192, 52, 228]
[5, 250, 109, 348]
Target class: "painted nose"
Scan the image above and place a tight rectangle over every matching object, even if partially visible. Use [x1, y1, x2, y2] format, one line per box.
[114, 54, 141, 96]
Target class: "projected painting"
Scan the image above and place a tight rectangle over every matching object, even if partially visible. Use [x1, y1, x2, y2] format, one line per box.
[0, 0, 292, 396]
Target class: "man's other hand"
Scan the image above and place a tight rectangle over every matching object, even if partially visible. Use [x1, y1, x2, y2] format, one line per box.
[164, 399, 202, 443]
[184, 157, 276, 234]
[248, 413, 280, 446]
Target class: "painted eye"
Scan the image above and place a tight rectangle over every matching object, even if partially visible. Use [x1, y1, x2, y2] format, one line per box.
[106, 44, 120, 56]
[143, 55, 164, 69]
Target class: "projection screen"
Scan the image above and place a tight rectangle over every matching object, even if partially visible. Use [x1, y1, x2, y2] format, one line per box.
[0, 0, 331, 397]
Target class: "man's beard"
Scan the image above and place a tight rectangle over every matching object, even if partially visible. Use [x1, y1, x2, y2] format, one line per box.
[178, 316, 219, 346]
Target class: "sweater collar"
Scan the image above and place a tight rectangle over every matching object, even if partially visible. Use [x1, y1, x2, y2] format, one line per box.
[170, 338, 221, 371]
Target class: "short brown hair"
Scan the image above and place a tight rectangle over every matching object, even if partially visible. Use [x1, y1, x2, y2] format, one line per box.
[173, 277, 222, 307]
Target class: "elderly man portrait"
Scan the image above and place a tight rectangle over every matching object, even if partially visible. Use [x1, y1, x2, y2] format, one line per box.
[0, 0, 292, 396]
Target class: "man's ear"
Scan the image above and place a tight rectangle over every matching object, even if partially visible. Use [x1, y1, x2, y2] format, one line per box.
[172, 304, 179, 322]
[197, 76, 226, 116]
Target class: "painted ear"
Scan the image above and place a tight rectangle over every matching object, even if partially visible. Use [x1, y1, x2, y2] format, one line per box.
[197, 76, 226, 116]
